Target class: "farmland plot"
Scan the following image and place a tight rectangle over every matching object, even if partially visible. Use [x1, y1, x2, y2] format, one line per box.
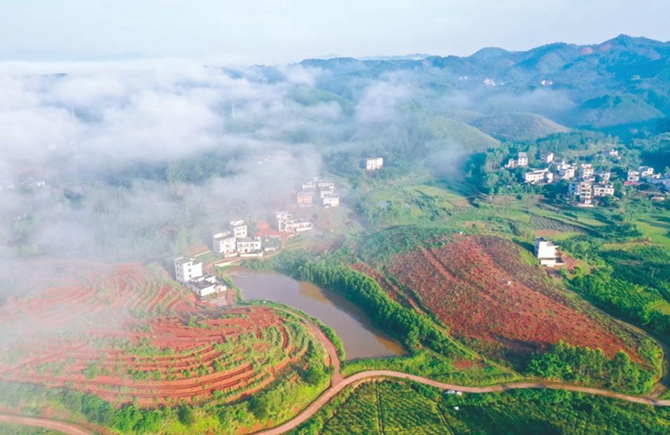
[386, 235, 650, 365]
[0, 261, 317, 407]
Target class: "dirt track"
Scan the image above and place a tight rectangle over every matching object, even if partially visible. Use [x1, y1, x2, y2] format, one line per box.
[3, 316, 669, 435]
[0, 414, 94, 435]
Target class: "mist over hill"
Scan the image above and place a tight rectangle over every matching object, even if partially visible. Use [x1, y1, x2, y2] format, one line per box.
[1, 35, 670, 264]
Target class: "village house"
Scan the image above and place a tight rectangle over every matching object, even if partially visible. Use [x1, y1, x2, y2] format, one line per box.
[593, 184, 615, 197]
[596, 171, 611, 183]
[229, 220, 248, 238]
[601, 148, 619, 158]
[365, 157, 384, 171]
[524, 169, 553, 184]
[174, 257, 203, 283]
[569, 181, 593, 205]
[557, 164, 577, 180]
[517, 152, 529, 167]
[322, 194, 340, 208]
[276, 211, 313, 233]
[236, 237, 263, 255]
[540, 151, 555, 164]
[297, 190, 315, 206]
[212, 232, 237, 257]
[301, 181, 316, 191]
[639, 166, 654, 178]
[627, 170, 641, 183]
[173, 257, 226, 299]
[579, 164, 595, 181]
[534, 237, 559, 267]
[504, 158, 518, 169]
[188, 275, 226, 299]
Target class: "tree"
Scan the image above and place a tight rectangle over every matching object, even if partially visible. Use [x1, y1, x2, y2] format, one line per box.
[177, 405, 195, 427]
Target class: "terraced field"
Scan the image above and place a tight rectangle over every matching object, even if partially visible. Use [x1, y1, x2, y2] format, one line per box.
[384, 235, 651, 364]
[0, 261, 316, 407]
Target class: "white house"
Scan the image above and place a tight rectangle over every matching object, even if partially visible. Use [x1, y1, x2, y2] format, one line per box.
[579, 164, 595, 181]
[365, 158, 384, 171]
[558, 164, 577, 180]
[187, 275, 226, 299]
[639, 166, 654, 178]
[174, 257, 226, 299]
[627, 170, 641, 183]
[596, 171, 611, 183]
[540, 152, 555, 164]
[236, 237, 262, 254]
[593, 184, 615, 197]
[517, 152, 529, 167]
[322, 194, 340, 208]
[212, 232, 237, 257]
[524, 169, 552, 184]
[229, 220, 248, 238]
[174, 257, 203, 283]
[534, 238, 559, 267]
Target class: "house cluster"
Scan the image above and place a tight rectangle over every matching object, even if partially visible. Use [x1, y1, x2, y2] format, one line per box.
[297, 178, 340, 208]
[212, 220, 264, 259]
[566, 165, 614, 205]
[505, 150, 616, 205]
[276, 211, 313, 234]
[626, 166, 670, 190]
[534, 237, 561, 268]
[365, 157, 384, 171]
[173, 257, 226, 299]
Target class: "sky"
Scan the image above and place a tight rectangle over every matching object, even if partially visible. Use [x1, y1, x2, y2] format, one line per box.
[0, 0, 669, 63]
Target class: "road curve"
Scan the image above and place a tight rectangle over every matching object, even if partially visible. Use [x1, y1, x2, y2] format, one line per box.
[252, 370, 670, 435]
[0, 413, 94, 435]
[2, 371, 669, 435]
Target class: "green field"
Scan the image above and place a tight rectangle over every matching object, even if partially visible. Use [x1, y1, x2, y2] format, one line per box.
[290, 380, 670, 435]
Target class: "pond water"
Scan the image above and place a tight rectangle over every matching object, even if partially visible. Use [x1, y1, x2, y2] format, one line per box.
[231, 271, 406, 360]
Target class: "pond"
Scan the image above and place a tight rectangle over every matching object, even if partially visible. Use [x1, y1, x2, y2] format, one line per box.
[231, 271, 406, 360]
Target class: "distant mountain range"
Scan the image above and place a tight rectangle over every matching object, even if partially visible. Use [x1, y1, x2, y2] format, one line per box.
[297, 35, 670, 139]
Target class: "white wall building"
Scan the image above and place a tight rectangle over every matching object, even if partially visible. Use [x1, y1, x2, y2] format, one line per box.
[188, 275, 226, 299]
[365, 158, 384, 171]
[229, 220, 248, 238]
[540, 152, 555, 163]
[627, 170, 641, 182]
[534, 238, 559, 267]
[593, 184, 615, 197]
[524, 169, 552, 184]
[236, 237, 262, 254]
[639, 166, 654, 178]
[558, 165, 577, 180]
[579, 164, 595, 181]
[517, 152, 529, 167]
[174, 257, 203, 283]
[212, 232, 237, 257]
[322, 194, 340, 208]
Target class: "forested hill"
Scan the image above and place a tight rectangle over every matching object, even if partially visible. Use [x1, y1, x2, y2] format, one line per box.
[297, 35, 670, 134]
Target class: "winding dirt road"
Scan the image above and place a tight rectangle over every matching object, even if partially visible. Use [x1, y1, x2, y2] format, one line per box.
[251, 370, 670, 435]
[0, 413, 93, 435]
[2, 318, 669, 435]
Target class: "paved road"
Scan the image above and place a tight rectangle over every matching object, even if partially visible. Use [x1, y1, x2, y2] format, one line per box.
[251, 370, 670, 435]
[0, 414, 94, 435]
[3, 316, 669, 435]
[2, 371, 669, 435]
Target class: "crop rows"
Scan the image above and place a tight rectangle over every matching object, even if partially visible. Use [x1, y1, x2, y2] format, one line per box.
[386, 235, 641, 362]
[0, 261, 311, 407]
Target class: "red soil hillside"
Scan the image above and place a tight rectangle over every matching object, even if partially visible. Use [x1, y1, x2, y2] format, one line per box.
[387, 235, 644, 362]
[0, 261, 313, 407]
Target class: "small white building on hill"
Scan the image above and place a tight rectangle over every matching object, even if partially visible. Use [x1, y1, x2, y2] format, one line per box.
[229, 220, 248, 238]
[534, 238, 559, 267]
[174, 257, 226, 299]
[212, 232, 237, 257]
